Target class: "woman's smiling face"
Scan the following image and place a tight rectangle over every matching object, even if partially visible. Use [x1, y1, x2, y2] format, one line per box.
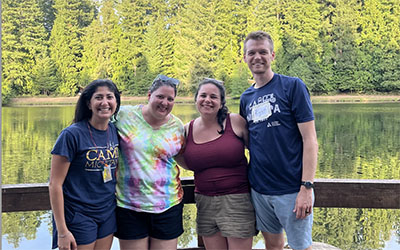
[88, 86, 117, 122]
[196, 83, 222, 116]
[147, 85, 176, 120]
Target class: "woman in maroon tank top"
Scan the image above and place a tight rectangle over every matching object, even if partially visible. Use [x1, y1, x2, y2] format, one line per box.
[177, 78, 257, 250]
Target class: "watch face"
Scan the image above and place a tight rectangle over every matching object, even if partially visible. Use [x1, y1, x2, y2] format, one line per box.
[302, 181, 314, 189]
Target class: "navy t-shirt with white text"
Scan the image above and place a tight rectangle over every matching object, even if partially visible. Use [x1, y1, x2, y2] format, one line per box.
[240, 74, 314, 195]
[51, 120, 119, 220]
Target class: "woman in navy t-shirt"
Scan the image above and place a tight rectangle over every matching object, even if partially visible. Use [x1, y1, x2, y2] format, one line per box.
[49, 79, 120, 250]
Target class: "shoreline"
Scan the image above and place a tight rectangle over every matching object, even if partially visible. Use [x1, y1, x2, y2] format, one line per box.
[6, 94, 400, 106]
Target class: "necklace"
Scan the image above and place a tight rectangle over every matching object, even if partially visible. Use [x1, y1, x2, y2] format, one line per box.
[87, 122, 110, 148]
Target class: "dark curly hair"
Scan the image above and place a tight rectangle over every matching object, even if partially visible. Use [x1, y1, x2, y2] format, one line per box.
[195, 78, 229, 134]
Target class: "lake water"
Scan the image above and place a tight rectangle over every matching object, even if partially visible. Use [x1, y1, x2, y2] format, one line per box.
[2, 102, 400, 250]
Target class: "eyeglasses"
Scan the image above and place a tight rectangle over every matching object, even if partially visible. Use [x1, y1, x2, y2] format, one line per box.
[203, 77, 224, 85]
[153, 74, 180, 86]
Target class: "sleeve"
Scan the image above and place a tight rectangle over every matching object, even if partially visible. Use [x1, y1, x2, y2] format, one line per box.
[51, 128, 78, 162]
[290, 78, 315, 123]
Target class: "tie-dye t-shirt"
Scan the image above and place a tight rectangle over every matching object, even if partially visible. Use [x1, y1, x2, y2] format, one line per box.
[114, 105, 185, 213]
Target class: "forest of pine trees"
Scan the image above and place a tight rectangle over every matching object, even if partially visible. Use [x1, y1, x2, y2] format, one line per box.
[2, 0, 400, 103]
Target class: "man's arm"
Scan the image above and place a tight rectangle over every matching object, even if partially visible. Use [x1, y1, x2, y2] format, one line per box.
[293, 120, 318, 219]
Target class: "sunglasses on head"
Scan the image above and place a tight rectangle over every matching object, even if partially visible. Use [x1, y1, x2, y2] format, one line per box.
[203, 77, 224, 85]
[153, 74, 180, 86]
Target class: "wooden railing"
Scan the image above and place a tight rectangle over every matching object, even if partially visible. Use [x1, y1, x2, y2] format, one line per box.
[2, 178, 400, 250]
[2, 178, 400, 213]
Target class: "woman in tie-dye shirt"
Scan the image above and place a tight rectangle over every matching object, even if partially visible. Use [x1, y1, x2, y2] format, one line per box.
[113, 75, 185, 250]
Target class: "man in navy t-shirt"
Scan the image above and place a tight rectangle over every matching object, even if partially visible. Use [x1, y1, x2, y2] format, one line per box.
[240, 31, 319, 250]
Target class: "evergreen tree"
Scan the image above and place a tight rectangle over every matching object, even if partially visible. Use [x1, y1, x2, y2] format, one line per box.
[116, 0, 152, 94]
[3, 0, 400, 97]
[376, 0, 400, 91]
[38, 0, 56, 36]
[2, 0, 26, 99]
[173, 0, 222, 94]
[142, 0, 175, 77]
[250, 0, 282, 51]
[228, 62, 251, 98]
[133, 57, 154, 95]
[276, 0, 327, 92]
[110, 35, 136, 93]
[81, 0, 122, 86]
[50, 0, 96, 95]
[329, 0, 362, 93]
[31, 52, 59, 95]
[212, 0, 241, 85]
[357, 0, 400, 92]
[2, 0, 49, 99]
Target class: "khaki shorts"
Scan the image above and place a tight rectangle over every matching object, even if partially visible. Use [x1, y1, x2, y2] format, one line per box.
[195, 193, 257, 238]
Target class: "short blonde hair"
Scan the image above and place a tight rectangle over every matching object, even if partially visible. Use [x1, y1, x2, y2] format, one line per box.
[243, 31, 274, 54]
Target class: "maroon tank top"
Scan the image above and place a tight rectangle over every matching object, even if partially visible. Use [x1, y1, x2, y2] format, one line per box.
[183, 114, 250, 196]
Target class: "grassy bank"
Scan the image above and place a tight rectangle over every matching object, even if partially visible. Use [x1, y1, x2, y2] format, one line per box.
[7, 94, 400, 106]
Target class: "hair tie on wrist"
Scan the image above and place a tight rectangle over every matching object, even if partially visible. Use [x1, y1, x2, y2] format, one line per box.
[58, 234, 67, 238]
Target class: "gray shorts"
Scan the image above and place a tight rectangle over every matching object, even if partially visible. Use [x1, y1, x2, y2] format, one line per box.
[251, 188, 314, 250]
[195, 192, 257, 238]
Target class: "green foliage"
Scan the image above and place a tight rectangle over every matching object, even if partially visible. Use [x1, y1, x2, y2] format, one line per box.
[1, 0, 49, 98]
[287, 57, 313, 88]
[81, 0, 120, 84]
[31, 53, 60, 95]
[132, 57, 154, 95]
[49, 0, 96, 95]
[227, 62, 251, 98]
[2, 0, 400, 100]
[38, 0, 56, 35]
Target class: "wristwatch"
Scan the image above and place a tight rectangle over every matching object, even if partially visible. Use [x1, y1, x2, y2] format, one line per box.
[301, 181, 314, 189]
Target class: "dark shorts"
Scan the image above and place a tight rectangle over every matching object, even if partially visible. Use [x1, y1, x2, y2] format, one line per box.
[115, 202, 184, 240]
[52, 207, 116, 249]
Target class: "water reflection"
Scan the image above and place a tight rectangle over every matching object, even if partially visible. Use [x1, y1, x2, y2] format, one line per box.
[314, 104, 400, 179]
[2, 103, 400, 249]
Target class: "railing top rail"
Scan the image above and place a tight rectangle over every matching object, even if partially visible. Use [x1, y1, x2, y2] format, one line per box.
[2, 178, 400, 212]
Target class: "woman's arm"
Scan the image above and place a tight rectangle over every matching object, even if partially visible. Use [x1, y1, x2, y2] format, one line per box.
[174, 123, 190, 170]
[49, 155, 77, 250]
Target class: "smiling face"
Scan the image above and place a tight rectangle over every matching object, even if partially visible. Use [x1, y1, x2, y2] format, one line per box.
[243, 39, 275, 75]
[196, 83, 222, 116]
[147, 85, 176, 120]
[88, 86, 117, 123]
